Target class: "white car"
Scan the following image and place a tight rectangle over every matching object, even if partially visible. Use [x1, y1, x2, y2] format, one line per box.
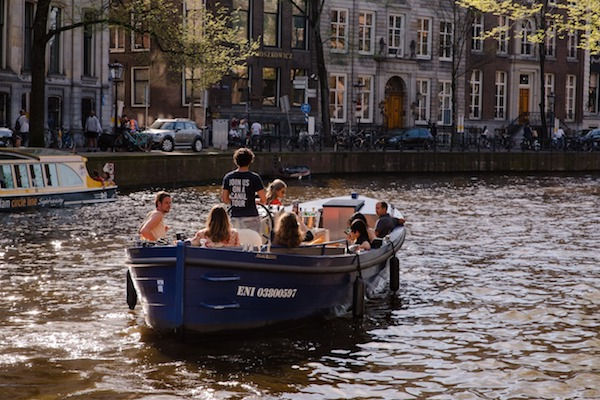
[143, 118, 204, 152]
[0, 127, 13, 147]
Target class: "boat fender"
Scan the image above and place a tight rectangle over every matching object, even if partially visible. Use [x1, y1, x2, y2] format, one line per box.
[352, 276, 365, 317]
[126, 270, 137, 310]
[389, 256, 400, 292]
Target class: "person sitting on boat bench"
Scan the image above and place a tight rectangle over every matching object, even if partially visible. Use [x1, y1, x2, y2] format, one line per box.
[347, 212, 376, 242]
[348, 219, 371, 251]
[375, 201, 405, 238]
[273, 212, 303, 247]
[266, 179, 287, 206]
[222, 148, 267, 233]
[190, 205, 240, 247]
[139, 191, 172, 241]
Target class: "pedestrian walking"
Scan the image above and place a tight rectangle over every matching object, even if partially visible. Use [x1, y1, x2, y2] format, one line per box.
[84, 110, 102, 150]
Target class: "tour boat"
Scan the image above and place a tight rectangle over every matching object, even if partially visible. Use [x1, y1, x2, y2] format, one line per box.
[0, 148, 117, 211]
[126, 195, 406, 334]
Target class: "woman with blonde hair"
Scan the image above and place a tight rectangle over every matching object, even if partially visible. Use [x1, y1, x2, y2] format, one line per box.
[273, 212, 303, 247]
[266, 179, 287, 205]
[190, 205, 240, 247]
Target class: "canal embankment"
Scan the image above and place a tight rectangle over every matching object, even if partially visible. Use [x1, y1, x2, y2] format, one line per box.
[85, 150, 600, 189]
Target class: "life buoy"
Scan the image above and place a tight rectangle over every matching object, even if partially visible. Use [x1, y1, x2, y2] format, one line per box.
[352, 276, 365, 317]
[126, 270, 137, 310]
[389, 256, 400, 292]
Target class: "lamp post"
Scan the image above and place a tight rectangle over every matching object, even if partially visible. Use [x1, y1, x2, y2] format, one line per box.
[548, 92, 555, 138]
[108, 62, 124, 136]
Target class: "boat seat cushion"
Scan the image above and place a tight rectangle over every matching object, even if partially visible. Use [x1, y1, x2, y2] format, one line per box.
[238, 229, 263, 247]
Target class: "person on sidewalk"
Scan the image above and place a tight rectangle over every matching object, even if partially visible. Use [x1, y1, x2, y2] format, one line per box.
[139, 191, 172, 241]
[221, 148, 266, 233]
[15, 110, 29, 147]
[84, 110, 102, 150]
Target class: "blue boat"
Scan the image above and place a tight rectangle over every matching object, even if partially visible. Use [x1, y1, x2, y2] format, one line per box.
[126, 195, 406, 334]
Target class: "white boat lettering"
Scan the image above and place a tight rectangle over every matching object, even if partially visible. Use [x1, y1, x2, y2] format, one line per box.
[157, 279, 164, 293]
[0, 199, 10, 209]
[236, 285, 297, 298]
[38, 197, 64, 207]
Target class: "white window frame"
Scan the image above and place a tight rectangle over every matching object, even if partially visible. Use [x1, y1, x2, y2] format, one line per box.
[438, 80, 452, 126]
[544, 73, 555, 113]
[567, 32, 577, 59]
[416, 78, 430, 123]
[388, 14, 404, 57]
[439, 21, 453, 61]
[497, 16, 509, 55]
[495, 71, 507, 120]
[329, 73, 347, 123]
[416, 18, 431, 59]
[358, 11, 375, 55]
[566, 74, 576, 121]
[131, 66, 150, 107]
[131, 14, 150, 52]
[520, 19, 533, 56]
[545, 22, 555, 57]
[469, 69, 482, 120]
[330, 8, 348, 53]
[182, 67, 203, 107]
[109, 25, 125, 53]
[356, 75, 373, 123]
[471, 13, 484, 52]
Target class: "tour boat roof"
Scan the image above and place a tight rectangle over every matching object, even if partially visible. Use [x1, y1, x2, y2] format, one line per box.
[0, 148, 87, 163]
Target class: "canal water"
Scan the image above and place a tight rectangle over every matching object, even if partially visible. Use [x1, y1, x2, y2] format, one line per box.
[1, 174, 599, 400]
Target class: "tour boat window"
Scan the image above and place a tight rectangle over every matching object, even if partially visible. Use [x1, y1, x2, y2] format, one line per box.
[0, 165, 14, 189]
[44, 164, 59, 187]
[14, 164, 30, 188]
[29, 164, 44, 188]
[57, 164, 83, 186]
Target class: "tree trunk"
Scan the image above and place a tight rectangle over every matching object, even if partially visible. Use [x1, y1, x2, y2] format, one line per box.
[30, 0, 51, 147]
[310, 0, 330, 138]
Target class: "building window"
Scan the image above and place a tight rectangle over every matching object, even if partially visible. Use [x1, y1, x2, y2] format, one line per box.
[329, 73, 346, 122]
[183, 67, 202, 106]
[439, 21, 452, 61]
[544, 73, 554, 114]
[497, 16, 509, 55]
[48, 7, 61, 74]
[471, 13, 483, 52]
[566, 74, 576, 121]
[24, 2, 34, 71]
[589, 73, 598, 114]
[83, 11, 94, 76]
[469, 70, 482, 119]
[388, 14, 404, 57]
[231, 65, 250, 105]
[262, 67, 279, 106]
[416, 79, 430, 123]
[438, 80, 452, 125]
[495, 71, 507, 120]
[109, 26, 125, 52]
[567, 32, 577, 59]
[416, 18, 431, 59]
[292, 0, 307, 49]
[291, 68, 306, 107]
[520, 20, 533, 55]
[331, 9, 348, 52]
[232, 0, 250, 41]
[356, 75, 373, 123]
[0, 92, 8, 127]
[132, 67, 149, 107]
[131, 14, 150, 51]
[0, 0, 5, 68]
[358, 11, 374, 54]
[545, 22, 555, 57]
[263, 0, 280, 47]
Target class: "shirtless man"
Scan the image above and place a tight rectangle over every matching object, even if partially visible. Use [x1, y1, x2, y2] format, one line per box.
[139, 191, 172, 241]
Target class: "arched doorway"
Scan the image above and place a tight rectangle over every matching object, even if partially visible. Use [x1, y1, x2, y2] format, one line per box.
[384, 77, 405, 129]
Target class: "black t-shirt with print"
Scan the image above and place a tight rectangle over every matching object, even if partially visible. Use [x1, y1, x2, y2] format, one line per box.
[222, 170, 264, 217]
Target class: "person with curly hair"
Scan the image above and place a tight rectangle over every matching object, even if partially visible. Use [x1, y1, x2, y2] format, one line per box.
[273, 212, 303, 248]
[190, 205, 240, 247]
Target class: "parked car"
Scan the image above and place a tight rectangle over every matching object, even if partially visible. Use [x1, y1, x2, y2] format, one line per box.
[386, 127, 434, 150]
[142, 118, 204, 152]
[581, 128, 600, 151]
[0, 127, 13, 147]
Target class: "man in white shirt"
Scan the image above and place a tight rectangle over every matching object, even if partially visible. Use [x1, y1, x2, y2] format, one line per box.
[15, 110, 29, 147]
[84, 111, 102, 150]
[250, 121, 262, 149]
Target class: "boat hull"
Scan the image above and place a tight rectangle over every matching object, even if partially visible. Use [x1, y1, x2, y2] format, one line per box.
[0, 186, 117, 211]
[127, 227, 404, 334]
